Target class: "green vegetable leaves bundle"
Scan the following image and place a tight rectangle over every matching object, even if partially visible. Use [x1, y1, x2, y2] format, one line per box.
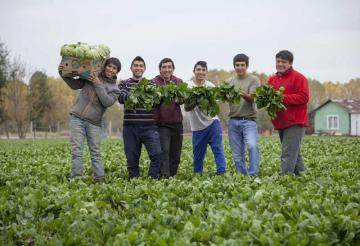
[158, 83, 190, 105]
[60, 42, 110, 60]
[124, 80, 244, 117]
[185, 86, 219, 117]
[214, 82, 242, 104]
[255, 85, 286, 119]
[125, 79, 161, 111]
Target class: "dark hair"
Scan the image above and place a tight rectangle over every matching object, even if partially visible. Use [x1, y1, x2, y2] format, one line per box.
[131, 56, 146, 68]
[158, 58, 175, 70]
[276, 50, 293, 64]
[233, 53, 249, 67]
[193, 61, 207, 71]
[104, 57, 121, 72]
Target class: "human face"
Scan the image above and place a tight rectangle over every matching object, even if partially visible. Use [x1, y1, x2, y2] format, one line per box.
[131, 60, 145, 79]
[234, 61, 247, 78]
[276, 58, 292, 73]
[160, 62, 174, 80]
[193, 65, 207, 83]
[104, 63, 119, 79]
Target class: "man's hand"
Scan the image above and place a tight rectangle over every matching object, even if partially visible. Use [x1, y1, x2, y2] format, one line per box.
[250, 92, 256, 99]
[240, 91, 255, 103]
[88, 72, 101, 86]
[184, 100, 197, 112]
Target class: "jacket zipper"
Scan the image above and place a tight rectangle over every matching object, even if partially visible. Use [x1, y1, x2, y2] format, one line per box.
[80, 86, 96, 118]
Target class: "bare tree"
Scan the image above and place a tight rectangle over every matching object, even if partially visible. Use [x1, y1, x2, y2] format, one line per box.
[3, 57, 30, 139]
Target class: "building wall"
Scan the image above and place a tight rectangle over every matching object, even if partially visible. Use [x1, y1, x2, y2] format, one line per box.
[350, 114, 360, 136]
[314, 102, 349, 134]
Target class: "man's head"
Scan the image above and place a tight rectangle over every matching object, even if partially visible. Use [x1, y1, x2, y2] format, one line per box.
[159, 58, 175, 81]
[275, 50, 293, 73]
[131, 56, 146, 79]
[233, 53, 249, 77]
[193, 61, 207, 82]
[104, 57, 121, 79]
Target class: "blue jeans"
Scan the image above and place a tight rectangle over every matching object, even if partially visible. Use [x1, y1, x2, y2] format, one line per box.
[192, 120, 226, 174]
[228, 119, 259, 176]
[123, 125, 162, 179]
[69, 115, 104, 180]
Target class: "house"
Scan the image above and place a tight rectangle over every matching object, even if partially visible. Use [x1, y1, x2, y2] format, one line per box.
[313, 99, 360, 136]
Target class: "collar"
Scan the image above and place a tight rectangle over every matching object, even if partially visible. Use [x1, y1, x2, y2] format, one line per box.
[276, 67, 293, 77]
[99, 71, 117, 84]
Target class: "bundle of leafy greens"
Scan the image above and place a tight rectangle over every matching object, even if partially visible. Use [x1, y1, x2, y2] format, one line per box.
[124, 80, 245, 117]
[185, 85, 219, 117]
[255, 85, 286, 119]
[60, 42, 110, 60]
[158, 83, 190, 105]
[214, 82, 242, 104]
[124, 79, 162, 111]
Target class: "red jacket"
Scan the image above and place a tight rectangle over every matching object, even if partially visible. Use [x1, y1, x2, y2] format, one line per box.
[267, 68, 309, 130]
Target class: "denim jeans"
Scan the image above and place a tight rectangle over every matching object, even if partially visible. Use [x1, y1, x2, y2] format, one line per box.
[228, 119, 260, 176]
[123, 125, 162, 179]
[192, 120, 226, 174]
[279, 125, 306, 175]
[69, 115, 104, 180]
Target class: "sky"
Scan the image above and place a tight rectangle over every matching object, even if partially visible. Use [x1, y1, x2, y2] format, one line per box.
[0, 0, 359, 83]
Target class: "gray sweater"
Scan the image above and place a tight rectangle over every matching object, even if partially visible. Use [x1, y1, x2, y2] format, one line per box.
[60, 71, 120, 126]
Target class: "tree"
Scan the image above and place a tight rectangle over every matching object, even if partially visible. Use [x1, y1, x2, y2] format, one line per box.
[308, 78, 326, 112]
[3, 80, 29, 139]
[3, 57, 30, 139]
[104, 103, 123, 137]
[43, 77, 76, 131]
[252, 71, 269, 85]
[344, 78, 360, 99]
[206, 69, 233, 85]
[28, 71, 52, 137]
[0, 41, 10, 126]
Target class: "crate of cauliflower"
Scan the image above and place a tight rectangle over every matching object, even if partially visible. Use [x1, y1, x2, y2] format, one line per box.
[59, 42, 110, 79]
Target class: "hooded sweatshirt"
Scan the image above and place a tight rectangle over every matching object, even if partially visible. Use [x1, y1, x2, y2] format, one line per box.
[60, 71, 120, 126]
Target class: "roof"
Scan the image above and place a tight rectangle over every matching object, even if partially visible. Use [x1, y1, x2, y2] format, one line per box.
[313, 99, 360, 114]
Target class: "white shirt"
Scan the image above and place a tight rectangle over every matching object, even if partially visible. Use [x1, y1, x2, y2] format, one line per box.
[186, 80, 219, 131]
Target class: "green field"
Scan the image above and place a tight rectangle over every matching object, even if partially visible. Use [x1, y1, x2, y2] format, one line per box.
[1, 137, 359, 245]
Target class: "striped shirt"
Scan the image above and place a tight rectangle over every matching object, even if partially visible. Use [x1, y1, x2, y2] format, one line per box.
[118, 78, 156, 126]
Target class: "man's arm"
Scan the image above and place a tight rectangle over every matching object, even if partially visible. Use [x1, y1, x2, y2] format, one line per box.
[58, 65, 85, 90]
[88, 72, 120, 107]
[283, 76, 309, 105]
[118, 80, 129, 104]
[94, 85, 120, 107]
[184, 102, 196, 112]
[242, 76, 260, 103]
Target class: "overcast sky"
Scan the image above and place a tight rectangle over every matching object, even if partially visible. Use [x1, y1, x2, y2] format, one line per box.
[0, 0, 359, 83]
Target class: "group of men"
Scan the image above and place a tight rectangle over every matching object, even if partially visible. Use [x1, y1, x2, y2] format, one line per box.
[58, 49, 309, 182]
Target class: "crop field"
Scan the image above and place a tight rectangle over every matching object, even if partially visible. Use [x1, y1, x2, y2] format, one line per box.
[0, 137, 359, 245]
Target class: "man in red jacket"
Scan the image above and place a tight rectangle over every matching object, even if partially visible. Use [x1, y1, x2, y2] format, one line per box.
[267, 50, 309, 175]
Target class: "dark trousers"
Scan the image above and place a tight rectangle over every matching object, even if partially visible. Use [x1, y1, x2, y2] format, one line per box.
[159, 125, 183, 177]
[123, 125, 162, 179]
[279, 125, 306, 175]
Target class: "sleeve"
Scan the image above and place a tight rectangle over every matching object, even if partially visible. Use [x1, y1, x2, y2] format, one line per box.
[94, 84, 121, 108]
[118, 80, 129, 104]
[59, 70, 86, 90]
[249, 76, 261, 94]
[283, 75, 309, 105]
